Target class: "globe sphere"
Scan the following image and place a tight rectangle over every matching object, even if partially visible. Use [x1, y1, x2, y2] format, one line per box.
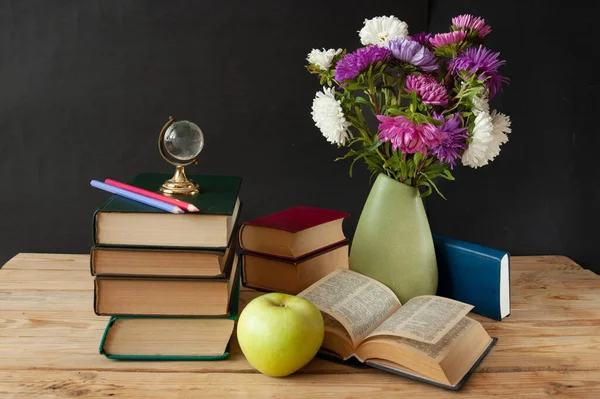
[163, 121, 204, 162]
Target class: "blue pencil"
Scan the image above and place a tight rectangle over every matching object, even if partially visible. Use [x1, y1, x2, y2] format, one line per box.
[90, 180, 184, 214]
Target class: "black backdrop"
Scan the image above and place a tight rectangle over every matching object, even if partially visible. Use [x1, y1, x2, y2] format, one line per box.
[0, 1, 597, 273]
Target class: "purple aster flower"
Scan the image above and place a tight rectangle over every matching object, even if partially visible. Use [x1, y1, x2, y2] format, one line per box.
[448, 45, 508, 98]
[431, 113, 468, 168]
[386, 38, 439, 72]
[405, 74, 449, 106]
[410, 32, 433, 47]
[334, 45, 391, 81]
[429, 31, 467, 48]
[377, 115, 444, 154]
[452, 14, 492, 38]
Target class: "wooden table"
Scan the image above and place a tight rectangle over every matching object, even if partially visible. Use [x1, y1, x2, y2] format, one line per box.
[1, 254, 599, 398]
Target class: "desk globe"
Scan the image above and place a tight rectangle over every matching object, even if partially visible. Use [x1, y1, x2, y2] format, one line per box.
[158, 116, 204, 196]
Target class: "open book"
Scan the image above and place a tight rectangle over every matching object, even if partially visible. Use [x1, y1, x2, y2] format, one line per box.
[298, 269, 496, 390]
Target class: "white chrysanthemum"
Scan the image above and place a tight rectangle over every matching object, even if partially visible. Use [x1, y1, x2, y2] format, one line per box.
[307, 48, 342, 70]
[483, 111, 512, 161]
[359, 15, 409, 46]
[311, 87, 351, 146]
[472, 95, 490, 116]
[462, 111, 494, 168]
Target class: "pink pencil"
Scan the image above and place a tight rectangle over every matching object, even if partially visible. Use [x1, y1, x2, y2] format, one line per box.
[104, 178, 200, 212]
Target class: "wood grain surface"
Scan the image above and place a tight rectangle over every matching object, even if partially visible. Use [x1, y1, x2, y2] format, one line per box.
[1, 254, 599, 398]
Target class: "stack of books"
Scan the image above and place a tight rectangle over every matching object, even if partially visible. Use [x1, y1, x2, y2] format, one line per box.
[90, 173, 243, 360]
[239, 206, 350, 294]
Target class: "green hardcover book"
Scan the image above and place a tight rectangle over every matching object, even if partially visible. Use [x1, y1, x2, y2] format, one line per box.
[98, 259, 241, 360]
[93, 173, 242, 249]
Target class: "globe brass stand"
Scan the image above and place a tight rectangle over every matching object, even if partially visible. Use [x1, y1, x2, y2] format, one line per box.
[158, 116, 202, 196]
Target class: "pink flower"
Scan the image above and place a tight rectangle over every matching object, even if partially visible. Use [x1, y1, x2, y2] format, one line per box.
[405, 74, 449, 106]
[429, 31, 467, 48]
[420, 123, 446, 147]
[452, 14, 492, 38]
[377, 115, 445, 154]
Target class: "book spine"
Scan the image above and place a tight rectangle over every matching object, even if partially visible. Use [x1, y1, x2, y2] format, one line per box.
[98, 316, 117, 356]
[90, 247, 96, 276]
[238, 224, 247, 253]
[241, 239, 349, 262]
[103, 353, 231, 361]
[93, 277, 100, 316]
[92, 210, 99, 246]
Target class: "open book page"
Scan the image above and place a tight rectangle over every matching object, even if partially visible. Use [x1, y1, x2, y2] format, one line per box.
[367, 296, 473, 344]
[371, 317, 478, 362]
[322, 312, 351, 338]
[299, 269, 401, 345]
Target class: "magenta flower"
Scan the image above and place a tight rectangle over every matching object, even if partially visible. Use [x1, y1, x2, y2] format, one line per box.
[335, 45, 391, 81]
[448, 45, 508, 98]
[377, 115, 444, 154]
[405, 74, 449, 106]
[431, 113, 468, 168]
[429, 31, 467, 48]
[452, 14, 492, 38]
[410, 32, 433, 47]
[386, 38, 439, 72]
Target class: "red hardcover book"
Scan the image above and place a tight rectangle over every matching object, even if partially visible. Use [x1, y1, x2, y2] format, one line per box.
[239, 206, 349, 260]
[242, 241, 349, 294]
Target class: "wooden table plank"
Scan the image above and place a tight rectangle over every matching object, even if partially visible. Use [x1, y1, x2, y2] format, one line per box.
[1, 253, 599, 398]
[2, 324, 600, 373]
[509, 255, 585, 271]
[1, 253, 587, 272]
[1, 370, 599, 399]
[0, 253, 89, 271]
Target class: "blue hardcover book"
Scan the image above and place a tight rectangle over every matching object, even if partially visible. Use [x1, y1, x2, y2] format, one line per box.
[433, 235, 510, 321]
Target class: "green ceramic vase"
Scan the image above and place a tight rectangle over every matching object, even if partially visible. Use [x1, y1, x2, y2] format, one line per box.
[349, 173, 438, 304]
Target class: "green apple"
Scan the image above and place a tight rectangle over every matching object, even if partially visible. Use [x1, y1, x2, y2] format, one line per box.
[237, 292, 324, 377]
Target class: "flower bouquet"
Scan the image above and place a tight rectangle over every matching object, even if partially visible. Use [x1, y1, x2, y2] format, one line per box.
[307, 14, 511, 199]
[306, 14, 511, 302]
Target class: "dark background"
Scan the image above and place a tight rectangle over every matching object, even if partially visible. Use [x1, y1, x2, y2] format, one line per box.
[0, 1, 597, 272]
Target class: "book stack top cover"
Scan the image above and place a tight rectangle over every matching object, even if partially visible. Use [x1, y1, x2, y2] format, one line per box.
[95, 173, 241, 216]
[93, 173, 243, 250]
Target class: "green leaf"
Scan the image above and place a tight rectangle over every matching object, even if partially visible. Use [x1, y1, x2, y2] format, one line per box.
[355, 96, 370, 105]
[369, 171, 379, 184]
[422, 162, 446, 175]
[411, 89, 418, 109]
[386, 108, 406, 117]
[364, 156, 384, 174]
[407, 158, 415, 178]
[418, 182, 432, 198]
[413, 152, 424, 167]
[366, 139, 383, 152]
[335, 149, 357, 162]
[349, 154, 367, 177]
[383, 155, 398, 170]
[419, 172, 447, 200]
[442, 169, 455, 181]
[399, 155, 408, 181]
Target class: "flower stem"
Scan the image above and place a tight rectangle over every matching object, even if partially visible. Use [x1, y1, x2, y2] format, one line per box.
[443, 69, 453, 86]
[369, 90, 380, 115]
[412, 155, 429, 185]
[376, 148, 387, 163]
[400, 152, 407, 183]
